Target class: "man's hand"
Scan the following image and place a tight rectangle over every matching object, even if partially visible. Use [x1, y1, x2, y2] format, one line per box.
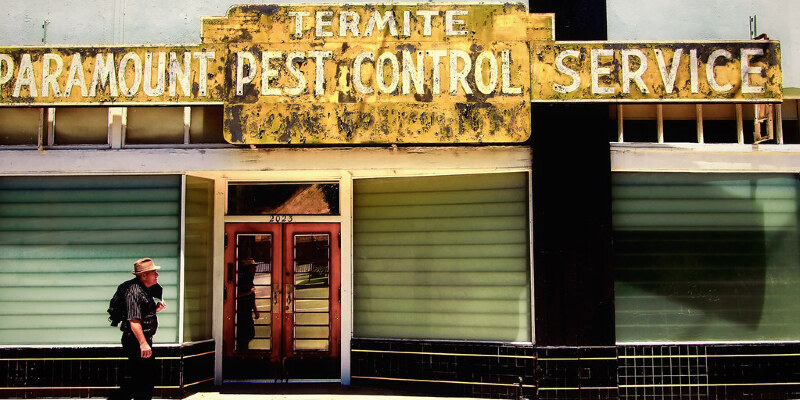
[140, 342, 152, 358]
[156, 301, 166, 312]
[129, 319, 153, 358]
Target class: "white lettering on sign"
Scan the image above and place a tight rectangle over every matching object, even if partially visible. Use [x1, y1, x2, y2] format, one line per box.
[706, 49, 733, 92]
[65, 54, 87, 97]
[552, 46, 769, 96]
[654, 48, 681, 94]
[553, 50, 580, 94]
[591, 48, 614, 95]
[741, 48, 765, 94]
[230, 48, 521, 98]
[144, 52, 166, 97]
[289, 9, 468, 38]
[0, 54, 13, 91]
[0, 51, 216, 99]
[42, 53, 63, 97]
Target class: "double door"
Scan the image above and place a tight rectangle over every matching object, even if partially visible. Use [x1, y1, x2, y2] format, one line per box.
[223, 222, 340, 380]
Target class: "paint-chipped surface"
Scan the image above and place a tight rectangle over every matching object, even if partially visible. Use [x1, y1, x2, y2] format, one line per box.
[531, 41, 781, 102]
[207, 3, 537, 144]
[0, 45, 226, 105]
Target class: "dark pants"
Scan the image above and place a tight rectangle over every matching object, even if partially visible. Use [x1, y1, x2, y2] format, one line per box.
[110, 334, 156, 400]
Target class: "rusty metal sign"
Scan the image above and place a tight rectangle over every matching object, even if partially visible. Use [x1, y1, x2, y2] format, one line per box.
[0, 46, 225, 105]
[206, 4, 542, 144]
[531, 41, 781, 102]
[0, 4, 786, 145]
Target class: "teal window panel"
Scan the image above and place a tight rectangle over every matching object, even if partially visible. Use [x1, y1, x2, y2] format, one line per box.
[0, 175, 181, 345]
[353, 173, 531, 342]
[613, 173, 800, 342]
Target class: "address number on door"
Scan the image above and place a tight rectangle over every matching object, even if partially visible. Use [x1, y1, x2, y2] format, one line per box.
[268, 215, 293, 223]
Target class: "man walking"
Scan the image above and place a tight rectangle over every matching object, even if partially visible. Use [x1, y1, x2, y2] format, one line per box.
[111, 258, 166, 400]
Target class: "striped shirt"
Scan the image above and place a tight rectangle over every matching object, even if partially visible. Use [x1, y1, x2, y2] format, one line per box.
[121, 278, 159, 339]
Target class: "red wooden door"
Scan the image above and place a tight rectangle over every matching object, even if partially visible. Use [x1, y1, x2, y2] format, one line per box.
[223, 222, 340, 380]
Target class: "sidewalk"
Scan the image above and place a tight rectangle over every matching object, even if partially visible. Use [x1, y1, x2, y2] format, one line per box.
[182, 383, 490, 400]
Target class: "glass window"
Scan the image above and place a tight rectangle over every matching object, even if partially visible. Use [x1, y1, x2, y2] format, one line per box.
[190, 106, 226, 144]
[228, 183, 339, 215]
[614, 173, 800, 342]
[353, 172, 531, 342]
[126, 107, 184, 144]
[0, 175, 181, 345]
[53, 107, 109, 145]
[0, 108, 41, 145]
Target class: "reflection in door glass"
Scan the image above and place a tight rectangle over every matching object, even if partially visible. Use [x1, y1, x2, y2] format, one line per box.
[235, 234, 272, 351]
[293, 234, 330, 351]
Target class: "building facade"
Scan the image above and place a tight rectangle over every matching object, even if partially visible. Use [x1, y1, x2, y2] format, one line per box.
[0, 1, 798, 399]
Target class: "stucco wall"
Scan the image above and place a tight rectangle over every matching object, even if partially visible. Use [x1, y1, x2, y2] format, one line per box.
[607, 0, 800, 88]
[0, 0, 525, 45]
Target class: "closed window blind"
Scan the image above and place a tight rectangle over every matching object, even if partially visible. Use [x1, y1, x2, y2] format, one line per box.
[353, 173, 531, 342]
[184, 176, 214, 342]
[0, 175, 181, 345]
[614, 173, 800, 342]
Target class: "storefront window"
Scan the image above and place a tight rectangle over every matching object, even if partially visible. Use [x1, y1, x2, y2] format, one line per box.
[614, 173, 800, 342]
[0, 175, 181, 345]
[353, 172, 531, 342]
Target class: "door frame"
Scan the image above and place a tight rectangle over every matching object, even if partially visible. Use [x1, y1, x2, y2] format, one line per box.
[222, 222, 341, 379]
[212, 174, 354, 385]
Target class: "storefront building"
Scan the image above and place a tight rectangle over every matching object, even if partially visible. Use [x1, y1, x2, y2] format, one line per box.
[0, 1, 797, 399]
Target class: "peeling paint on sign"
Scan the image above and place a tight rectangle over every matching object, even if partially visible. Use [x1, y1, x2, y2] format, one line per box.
[0, 46, 226, 105]
[531, 41, 781, 102]
[206, 4, 538, 144]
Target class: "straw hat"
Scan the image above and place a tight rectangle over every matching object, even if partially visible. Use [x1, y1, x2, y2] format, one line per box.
[132, 258, 162, 275]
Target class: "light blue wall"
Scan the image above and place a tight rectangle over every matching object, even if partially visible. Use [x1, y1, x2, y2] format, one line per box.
[0, 0, 525, 46]
[607, 0, 800, 88]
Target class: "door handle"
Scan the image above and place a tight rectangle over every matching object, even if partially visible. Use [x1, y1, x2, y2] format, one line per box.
[273, 285, 280, 305]
[285, 284, 293, 313]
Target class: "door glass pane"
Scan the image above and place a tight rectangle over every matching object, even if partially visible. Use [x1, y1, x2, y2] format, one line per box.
[236, 234, 273, 351]
[228, 183, 339, 215]
[293, 234, 330, 351]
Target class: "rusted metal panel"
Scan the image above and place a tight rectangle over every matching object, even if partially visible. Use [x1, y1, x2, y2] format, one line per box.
[531, 41, 782, 102]
[208, 4, 536, 144]
[0, 45, 226, 105]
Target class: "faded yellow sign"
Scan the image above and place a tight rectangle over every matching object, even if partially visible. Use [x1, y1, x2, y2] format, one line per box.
[0, 46, 226, 105]
[532, 41, 781, 102]
[206, 4, 541, 144]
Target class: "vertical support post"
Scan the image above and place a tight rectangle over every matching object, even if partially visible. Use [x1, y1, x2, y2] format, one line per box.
[46, 108, 55, 146]
[772, 104, 780, 144]
[213, 178, 226, 385]
[736, 104, 744, 144]
[184, 106, 191, 145]
[617, 104, 624, 143]
[696, 104, 704, 144]
[37, 108, 45, 151]
[656, 104, 664, 143]
[340, 171, 354, 385]
[109, 107, 124, 149]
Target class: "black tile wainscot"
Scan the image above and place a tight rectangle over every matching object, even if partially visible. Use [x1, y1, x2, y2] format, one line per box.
[351, 338, 535, 399]
[0, 340, 214, 399]
[617, 343, 800, 400]
[536, 346, 618, 400]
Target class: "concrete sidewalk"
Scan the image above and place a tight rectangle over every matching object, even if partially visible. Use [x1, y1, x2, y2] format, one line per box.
[181, 383, 493, 400]
[187, 394, 484, 400]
